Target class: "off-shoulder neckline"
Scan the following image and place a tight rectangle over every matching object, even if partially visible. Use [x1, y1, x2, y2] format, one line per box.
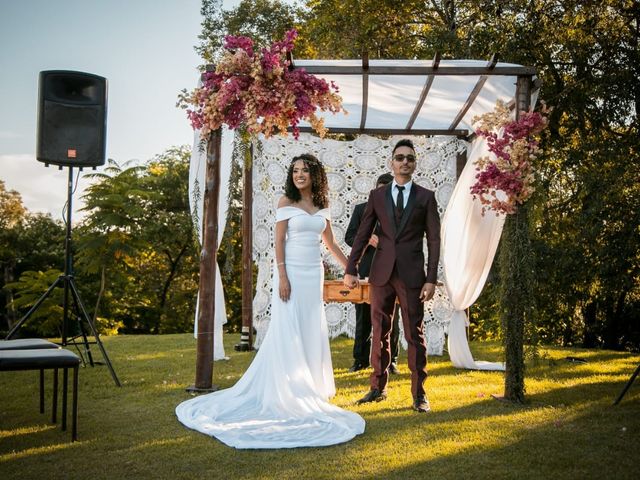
[277, 206, 329, 216]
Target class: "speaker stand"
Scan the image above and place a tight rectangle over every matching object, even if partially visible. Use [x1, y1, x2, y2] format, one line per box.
[6, 167, 120, 386]
[613, 363, 640, 405]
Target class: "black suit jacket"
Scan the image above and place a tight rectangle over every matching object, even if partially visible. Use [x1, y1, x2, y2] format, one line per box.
[345, 202, 378, 278]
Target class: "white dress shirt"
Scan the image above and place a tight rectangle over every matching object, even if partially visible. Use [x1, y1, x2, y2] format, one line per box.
[391, 180, 413, 207]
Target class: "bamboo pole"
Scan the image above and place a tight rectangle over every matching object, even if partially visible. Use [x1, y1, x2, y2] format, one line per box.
[191, 129, 222, 391]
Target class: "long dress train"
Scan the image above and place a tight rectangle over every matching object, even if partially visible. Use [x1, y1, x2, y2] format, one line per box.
[175, 206, 365, 449]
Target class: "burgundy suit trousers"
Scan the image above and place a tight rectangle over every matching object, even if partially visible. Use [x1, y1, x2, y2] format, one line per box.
[369, 264, 427, 398]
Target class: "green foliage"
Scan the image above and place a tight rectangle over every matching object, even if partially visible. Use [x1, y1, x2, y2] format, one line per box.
[523, 1, 640, 352]
[197, 0, 301, 65]
[4, 269, 63, 336]
[0, 180, 26, 230]
[73, 147, 200, 334]
[0, 181, 66, 334]
[469, 280, 501, 342]
[300, 0, 428, 58]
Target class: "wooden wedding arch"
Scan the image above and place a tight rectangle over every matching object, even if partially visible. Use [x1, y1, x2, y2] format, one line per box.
[192, 54, 539, 390]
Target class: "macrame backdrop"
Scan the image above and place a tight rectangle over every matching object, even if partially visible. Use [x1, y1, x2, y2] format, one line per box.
[251, 133, 467, 355]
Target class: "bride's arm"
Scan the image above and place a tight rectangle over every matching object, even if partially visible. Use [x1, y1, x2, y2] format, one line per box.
[321, 221, 348, 270]
[275, 197, 291, 301]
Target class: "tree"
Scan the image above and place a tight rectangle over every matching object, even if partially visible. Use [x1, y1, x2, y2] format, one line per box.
[0, 181, 27, 332]
[76, 147, 200, 334]
[300, 0, 427, 58]
[1, 182, 66, 334]
[197, 0, 301, 64]
[135, 147, 200, 333]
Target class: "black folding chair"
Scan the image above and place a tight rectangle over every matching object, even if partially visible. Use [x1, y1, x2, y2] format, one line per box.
[0, 342, 80, 441]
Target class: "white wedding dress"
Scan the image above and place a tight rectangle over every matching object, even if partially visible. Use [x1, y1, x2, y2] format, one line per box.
[176, 206, 365, 449]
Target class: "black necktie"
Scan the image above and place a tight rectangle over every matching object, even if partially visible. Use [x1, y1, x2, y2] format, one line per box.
[395, 185, 405, 225]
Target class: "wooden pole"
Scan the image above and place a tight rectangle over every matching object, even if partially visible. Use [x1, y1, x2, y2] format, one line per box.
[456, 149, 467, 180]
[502, 75, 532, 403]
[239, 141, 254, 350]
[191, 129, 222, 391]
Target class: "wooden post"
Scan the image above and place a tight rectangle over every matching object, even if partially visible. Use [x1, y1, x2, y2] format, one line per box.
[501, 75, 532, 403]
[191, 129, 222, 391]
[239, 141, 254, 350]
[456, 149, 467, 180]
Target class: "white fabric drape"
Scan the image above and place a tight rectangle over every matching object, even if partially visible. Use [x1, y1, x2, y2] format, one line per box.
[189, 127, 233, 361]
[441, 138, 505, 371]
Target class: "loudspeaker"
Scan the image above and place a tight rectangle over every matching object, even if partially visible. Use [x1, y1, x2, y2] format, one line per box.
[37, 70, 107, 168]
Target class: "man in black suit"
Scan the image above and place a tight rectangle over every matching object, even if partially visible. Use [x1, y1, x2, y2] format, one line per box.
[345, 173, 400, 374]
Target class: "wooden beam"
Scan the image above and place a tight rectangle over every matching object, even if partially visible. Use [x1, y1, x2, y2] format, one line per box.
[465, 77, 540, 142]
[360, 52, 369, 130]
[295, 65, 537, 76]
[486, 53, 499, 69]
[286, 50, 295, 71]
[448, 77, 488, 130]
[448, 56, 498, 131]
[456, 149, 467, 180]
[295, 126, 468, 137]
[515, 75, 532, 120]
[405, 52, 441, 130]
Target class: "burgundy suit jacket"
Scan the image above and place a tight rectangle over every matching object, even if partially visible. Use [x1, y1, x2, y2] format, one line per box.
[346, 182, 440, 288]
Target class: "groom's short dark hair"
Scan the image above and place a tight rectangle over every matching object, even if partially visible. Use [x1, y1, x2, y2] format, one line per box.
[392, 138, 415, 155]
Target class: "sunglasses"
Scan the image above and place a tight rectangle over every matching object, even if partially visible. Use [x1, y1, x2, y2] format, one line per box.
[393, 154, 416, 163]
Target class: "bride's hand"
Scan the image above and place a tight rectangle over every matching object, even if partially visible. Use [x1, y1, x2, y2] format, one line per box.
[279, 275, 291, 302]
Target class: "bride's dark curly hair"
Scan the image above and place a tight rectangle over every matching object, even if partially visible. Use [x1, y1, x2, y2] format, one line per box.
[284, 154, 329, 208]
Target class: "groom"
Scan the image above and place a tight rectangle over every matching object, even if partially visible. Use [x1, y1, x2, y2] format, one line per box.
[343, 139, 441, 413]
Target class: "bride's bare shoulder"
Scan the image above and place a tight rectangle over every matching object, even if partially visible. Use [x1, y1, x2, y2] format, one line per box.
[277, 196, 294, 208]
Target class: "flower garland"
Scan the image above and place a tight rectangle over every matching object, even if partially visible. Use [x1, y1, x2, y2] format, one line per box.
[470, 100, 550, 215]
[179, 29, 345, 140]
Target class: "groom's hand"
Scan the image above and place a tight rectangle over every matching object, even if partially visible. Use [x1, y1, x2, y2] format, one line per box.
[343, 273, 359, 289]
[420, 282, 436, 302]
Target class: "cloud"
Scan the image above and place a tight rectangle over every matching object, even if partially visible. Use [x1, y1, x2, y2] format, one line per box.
[0, 154, 94, 222]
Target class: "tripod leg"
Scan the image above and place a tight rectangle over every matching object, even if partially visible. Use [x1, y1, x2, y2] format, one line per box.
[5, 276, 64, 339]
[69, 290, 95, 367]
[68, 278, 121, 387]
[613, 363, 640, 405]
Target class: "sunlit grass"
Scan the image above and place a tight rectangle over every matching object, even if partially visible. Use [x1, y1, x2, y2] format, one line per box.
[0, 334, 638, 479]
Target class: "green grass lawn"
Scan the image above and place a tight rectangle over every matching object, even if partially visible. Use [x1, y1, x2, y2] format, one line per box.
[1, 334, 639, 479]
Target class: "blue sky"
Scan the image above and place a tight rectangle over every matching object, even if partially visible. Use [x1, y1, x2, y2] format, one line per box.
[0, 0, 239, 218]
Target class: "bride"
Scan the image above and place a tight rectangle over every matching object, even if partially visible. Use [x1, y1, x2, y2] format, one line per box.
[176, 153, 365, 449]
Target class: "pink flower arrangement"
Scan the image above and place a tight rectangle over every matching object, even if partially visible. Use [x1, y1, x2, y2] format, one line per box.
[470, 100, 550, 215]
[179, 29, 345, 139]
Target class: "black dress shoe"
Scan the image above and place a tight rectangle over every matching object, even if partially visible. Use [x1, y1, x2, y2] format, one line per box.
[388, 362, 399, 374]
[412, 395, 431, 413]
[349, 362, 367, 372]
[356, 389, 387, 404]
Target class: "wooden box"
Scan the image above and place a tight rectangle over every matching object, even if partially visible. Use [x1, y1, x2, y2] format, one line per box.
[323, 280, 370, 304]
